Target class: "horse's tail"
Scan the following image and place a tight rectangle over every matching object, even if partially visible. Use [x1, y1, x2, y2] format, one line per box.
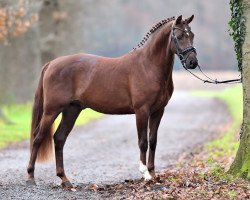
[30, 62, 53, 162]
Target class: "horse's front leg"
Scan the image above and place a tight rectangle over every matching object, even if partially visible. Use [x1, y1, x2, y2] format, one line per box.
[148, 108, 164, 177]
[135, 106, 151, 180]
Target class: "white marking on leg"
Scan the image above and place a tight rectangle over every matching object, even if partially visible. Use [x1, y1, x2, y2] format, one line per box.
[139, 161, 152, 180]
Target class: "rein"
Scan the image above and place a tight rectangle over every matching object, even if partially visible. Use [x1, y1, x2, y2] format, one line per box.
[171, 25, 242, 84]
[183, 64, 242, 84]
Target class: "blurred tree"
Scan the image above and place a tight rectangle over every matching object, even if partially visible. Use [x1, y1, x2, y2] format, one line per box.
[228, 0, 250, 178]
[0, 0, 40, 122]
[0, 0, 38, 45]
[39, 0, 85, 64]
[80, 0, 236, 69]
[39, 0, 59, 64]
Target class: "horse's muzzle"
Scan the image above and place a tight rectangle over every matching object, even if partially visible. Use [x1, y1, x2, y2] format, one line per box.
[186, 54, 198, 69]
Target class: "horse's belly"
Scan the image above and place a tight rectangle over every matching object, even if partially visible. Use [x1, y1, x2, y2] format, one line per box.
[88, 103, 135, 115]
[90, 105, 135, 115]
[81, 94, 134, 115]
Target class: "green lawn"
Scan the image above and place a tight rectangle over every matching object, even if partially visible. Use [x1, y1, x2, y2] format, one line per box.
[193, 85, 243, 159]
[0, 104, 103, 148]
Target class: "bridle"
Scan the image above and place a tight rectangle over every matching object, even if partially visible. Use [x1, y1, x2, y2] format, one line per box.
[170, 24, 242, 84]
[171, 26, 196, 69]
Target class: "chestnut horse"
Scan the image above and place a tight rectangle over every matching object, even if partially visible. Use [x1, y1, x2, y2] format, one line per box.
[27, 15, 198, 187]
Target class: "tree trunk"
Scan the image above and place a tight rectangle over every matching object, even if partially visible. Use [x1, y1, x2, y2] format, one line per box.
[228, 0, 250, 177]
[39, 0, 86, 65]
[0, 0, 41, 104]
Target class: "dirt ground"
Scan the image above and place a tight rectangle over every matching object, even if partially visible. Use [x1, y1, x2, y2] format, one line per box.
[0, 71, 238, 199]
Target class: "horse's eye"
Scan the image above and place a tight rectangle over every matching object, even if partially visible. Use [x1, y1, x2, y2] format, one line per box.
[177, 34, 183, 40]
[190, 32, 194, 39]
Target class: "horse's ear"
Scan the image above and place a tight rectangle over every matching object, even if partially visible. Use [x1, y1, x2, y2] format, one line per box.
[186, 15, 194, 24]
[175, 15, 182, 25]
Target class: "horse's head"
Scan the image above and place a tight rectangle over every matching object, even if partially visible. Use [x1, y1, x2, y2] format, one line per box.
[171, 15, 198, 69]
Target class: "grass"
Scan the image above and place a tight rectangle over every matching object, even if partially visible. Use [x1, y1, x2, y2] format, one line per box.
[0, 104, 103, 148]
[193, 85, 243, 172]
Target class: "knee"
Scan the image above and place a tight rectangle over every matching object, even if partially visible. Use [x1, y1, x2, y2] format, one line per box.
[139, 139, 148, 152]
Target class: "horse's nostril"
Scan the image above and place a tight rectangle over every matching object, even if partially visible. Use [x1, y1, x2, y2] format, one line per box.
[193, 60, 198, 66]
[188, 59, 198, 69]
[190, 59, 198, 67]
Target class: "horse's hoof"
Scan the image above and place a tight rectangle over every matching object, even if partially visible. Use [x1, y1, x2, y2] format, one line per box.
[26, 179, 36, 186]
[141, 170, 152, 181]
[144, 173, 152, 181]
[61, 181, 73, 189]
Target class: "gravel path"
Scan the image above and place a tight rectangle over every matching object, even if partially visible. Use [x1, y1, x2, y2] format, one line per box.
[0, 89, 231, 199]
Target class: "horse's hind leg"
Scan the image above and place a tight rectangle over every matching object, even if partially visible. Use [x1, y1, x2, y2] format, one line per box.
[27, 112, 58, 185]
[53, 104, 82, 188]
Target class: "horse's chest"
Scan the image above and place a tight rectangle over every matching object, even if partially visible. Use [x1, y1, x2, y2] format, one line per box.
[153, 82, 173, 110]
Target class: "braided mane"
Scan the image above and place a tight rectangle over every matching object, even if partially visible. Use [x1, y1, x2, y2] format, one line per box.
[133, 16, 175, 50]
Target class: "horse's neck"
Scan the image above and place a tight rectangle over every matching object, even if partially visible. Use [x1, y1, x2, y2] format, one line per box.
[141, 23, 174, 78]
